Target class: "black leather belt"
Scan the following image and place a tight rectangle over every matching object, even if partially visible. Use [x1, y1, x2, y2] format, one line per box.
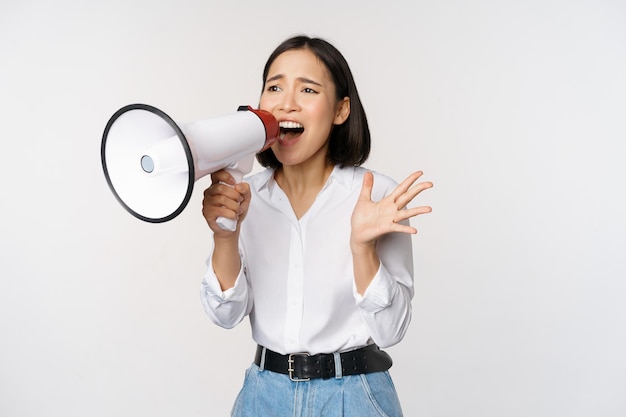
[254, 344, 392, 381]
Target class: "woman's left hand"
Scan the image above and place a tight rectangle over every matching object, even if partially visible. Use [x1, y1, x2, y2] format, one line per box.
[350, 171, 433, 249]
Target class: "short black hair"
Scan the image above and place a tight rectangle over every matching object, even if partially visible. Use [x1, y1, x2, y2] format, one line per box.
[256, 35, 371, 169]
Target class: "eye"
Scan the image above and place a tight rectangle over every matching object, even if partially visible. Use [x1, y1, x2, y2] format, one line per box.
[302, 87, 318, 94]
[266, 85, 281, 92]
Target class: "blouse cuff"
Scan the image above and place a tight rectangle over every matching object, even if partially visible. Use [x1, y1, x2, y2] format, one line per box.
[353, 263, 396, 313]
[202, 255, 247, 303]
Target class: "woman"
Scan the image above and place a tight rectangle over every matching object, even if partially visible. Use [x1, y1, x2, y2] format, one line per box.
[201, 35, 433, 416]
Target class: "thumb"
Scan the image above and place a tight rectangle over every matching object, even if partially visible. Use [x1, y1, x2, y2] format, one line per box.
[359, 171, 374, 201]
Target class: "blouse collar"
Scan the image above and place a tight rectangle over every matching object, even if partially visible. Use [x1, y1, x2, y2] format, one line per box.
[254, 165, 356, 193]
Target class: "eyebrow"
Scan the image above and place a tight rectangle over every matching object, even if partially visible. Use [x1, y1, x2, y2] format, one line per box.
[265, 74, 323, 87]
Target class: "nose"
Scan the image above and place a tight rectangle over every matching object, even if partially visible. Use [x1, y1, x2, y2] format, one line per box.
[279, 89, 299, 112]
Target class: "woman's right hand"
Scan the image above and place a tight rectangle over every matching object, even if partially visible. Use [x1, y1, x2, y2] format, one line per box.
[202, 169, 251, 237]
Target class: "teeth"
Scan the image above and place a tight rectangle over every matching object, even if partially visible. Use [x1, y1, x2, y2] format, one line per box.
[279, 121, 303, 129]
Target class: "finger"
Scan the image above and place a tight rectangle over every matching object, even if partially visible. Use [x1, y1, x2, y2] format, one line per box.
[390, 222, 418, 235]
[204, 183, 243, 203]
[395, 205, 433, 222]
[210, 169, 236, 185]
[235, 182, 250, 197]
[390, 171, 424, 202]
[204, 192, 242, 215]
[395, 181, 434, 209]
[206, 204, 240, 222]
[359, 171, 374, 201]
[235, 183, 252, 213]
[203, 185, 244, 213]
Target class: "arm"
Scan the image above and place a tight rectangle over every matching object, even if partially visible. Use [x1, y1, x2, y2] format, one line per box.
[350, 171, 433, 346]
[202, 169, 251, 290]
[354, 232, 415, 347]
[351, 171, 432, 294]
[199, 170, 253, 328]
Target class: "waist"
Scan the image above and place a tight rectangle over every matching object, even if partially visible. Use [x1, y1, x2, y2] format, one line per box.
[254, 344, 393, 381]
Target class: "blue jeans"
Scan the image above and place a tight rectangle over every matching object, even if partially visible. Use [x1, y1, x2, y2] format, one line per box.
[231, 364, 403, 417]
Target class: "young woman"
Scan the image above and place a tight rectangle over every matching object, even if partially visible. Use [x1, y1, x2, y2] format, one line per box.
[200, 35, 433, 417]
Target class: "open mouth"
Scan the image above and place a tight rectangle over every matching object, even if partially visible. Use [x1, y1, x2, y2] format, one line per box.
[279, 121, 304, 141]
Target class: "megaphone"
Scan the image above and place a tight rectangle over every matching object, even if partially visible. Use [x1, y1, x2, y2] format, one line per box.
[101, 104, 278, 228]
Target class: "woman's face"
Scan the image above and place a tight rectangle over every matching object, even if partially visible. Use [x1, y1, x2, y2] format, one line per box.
[259, 48, 349, 168]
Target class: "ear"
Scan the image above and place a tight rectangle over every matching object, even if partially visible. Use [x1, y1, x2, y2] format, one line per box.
[333, 97, 350, 125]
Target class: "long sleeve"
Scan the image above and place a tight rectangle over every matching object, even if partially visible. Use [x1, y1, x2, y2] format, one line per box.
[354, 228, 414, 348]
[200, 245, 253, 329]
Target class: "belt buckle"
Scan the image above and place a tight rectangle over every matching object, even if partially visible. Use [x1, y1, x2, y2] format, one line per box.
[287, 353, 310, 382]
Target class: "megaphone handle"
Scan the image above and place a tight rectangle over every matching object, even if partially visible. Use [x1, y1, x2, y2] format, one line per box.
[215, 168, 244, 232]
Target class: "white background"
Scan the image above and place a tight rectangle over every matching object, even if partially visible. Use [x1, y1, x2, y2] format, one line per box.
[1, 0, 625, 416]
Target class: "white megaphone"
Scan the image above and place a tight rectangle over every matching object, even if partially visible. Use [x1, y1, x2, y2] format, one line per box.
[101, 103, 278, 228]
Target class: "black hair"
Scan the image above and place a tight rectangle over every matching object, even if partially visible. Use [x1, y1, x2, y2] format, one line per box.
[256, 35, 371, 169]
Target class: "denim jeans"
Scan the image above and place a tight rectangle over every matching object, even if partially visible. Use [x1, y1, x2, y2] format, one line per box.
[231, 364, 403, 417]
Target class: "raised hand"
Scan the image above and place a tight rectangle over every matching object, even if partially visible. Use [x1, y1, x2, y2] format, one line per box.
[350, 171, 433, 249]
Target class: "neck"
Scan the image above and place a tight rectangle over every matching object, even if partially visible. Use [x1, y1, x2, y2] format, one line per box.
[276, 161, 334, 196]
[274, 158, 335, 220]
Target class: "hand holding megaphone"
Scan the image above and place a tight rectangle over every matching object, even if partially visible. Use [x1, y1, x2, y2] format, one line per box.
[101, 104, 278, 225]
[214, 154, 255, 231]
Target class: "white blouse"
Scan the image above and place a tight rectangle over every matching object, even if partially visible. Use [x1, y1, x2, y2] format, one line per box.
[201, 165, 415, 355]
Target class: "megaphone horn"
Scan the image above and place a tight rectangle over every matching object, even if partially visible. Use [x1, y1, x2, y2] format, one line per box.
[101, 104, 278, 227]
